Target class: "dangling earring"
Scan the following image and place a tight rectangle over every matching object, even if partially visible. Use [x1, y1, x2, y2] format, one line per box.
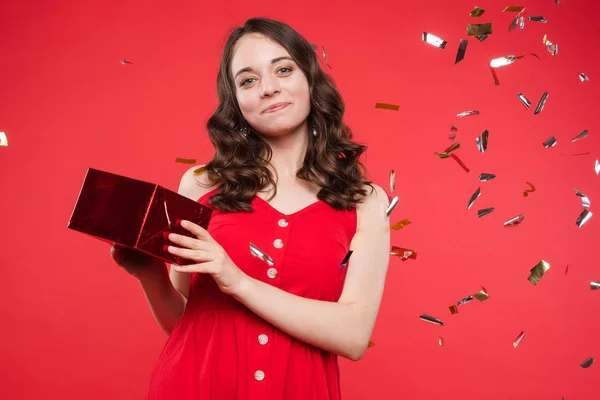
[312, 124, 318, 137]
[240, 125, 249, 137]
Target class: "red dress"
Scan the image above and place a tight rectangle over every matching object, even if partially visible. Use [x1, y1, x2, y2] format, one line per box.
[147, 187, 358, 399]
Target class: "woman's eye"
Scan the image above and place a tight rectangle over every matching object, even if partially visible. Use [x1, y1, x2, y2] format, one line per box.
[278, 67, 292, 73]
[240, 78, 255, 87]
[240, 68, 292, 87]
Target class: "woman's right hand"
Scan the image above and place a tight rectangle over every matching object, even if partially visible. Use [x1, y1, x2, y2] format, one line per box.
[110, 244, 166, 280]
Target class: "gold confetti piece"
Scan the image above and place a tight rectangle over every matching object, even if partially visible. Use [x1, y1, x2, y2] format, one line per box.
[576, 210, 592, 228]
[513, 331, 525, 348]
[473, 287, 490, 301]
[422, 32, 447, 49]
[420, 314, 444, 326]
[467, 187, 481, 210]
[523, 182, 536, 197]
[438, 336, 444, 346]
[249, 242, 274, 267]
[534, 92, 549, 114]
[457, 110, 480, 117]
[595, 160, 600, 175]
[517, 93, 531, 109]
[0, 132, 7, 146]
[528, 260, 550, 285]
[470, 6, 486, 17]
[504, 214, 525, 227]
[175, 158, 197, 164]
[574, 189, 591, 208]
[193, 165, 207, 175]
[449, 305, 459, 314]
[503, 6, 525, 12]
[390, 246, 418, 261]
[475, 33, 488, 42]
[120, 60, 133, 64]
[580, 357, 594, 368]
[579, 73, 589, 82]
[434, 142, 461, 159]
[591, 281, 600, 290]
[390, 219, 411, 230]
[542, 136, 557, 148]
[367, 340, 376, 348]
[571, 130, 588, 142]
[386, 196, 399, 217]
[528, 16, 547, 23]
[389, 170, 396, 192]
[467, 23, 492, 36]
[341, 250, 353, 268]
[479, 173, 496, 181]
[455, 39, 468, 64]
[478, 208, 495, 218]
[476, 130, 488, 152]
[490, 55, 516, 68]
[449, 124, 458, 140]
[375, 102, 400, 111]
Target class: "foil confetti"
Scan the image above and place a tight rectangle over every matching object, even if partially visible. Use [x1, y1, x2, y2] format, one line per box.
[470, 6, 486, 17]
[467, 187, 481, 209]
[574, 189, 591, 208]
[558, 152, 590, 156]
[479, 173, 496, 182]
[175, 158, 197, 164]
[503, 6, 526, 13]
[193, 165, 207, 175]
[571, 130, 588, 142]
[375, 103, 400, 111]
[451, 154, 470, 173]
[490, 56, 516, 68]
[523, 182, 536, 197]
[0, 132, 7, 146]
[528, 260, 550, 285]
[467, 23, 492, 36]
[438, 337, 444, 346]
[576, 210, 592, 228]
[391, 246, 418, 261]
[473, 287, 490, 301]
[321, 46, 332, 70]
[455, 39, 468, 64]
[457, 110, 480, 118]
[249, 242, 274, 267]
[367, 340, 376, 348]
[420, 314, 444, 326]
[543, 34, 558, 56]
[389, 170, 396, 192]
[390, 219, 412, 230]
[595, 160, 600, 175]
[517, 93, 531, 109]
[534, 92, 549, 115]
[565, 264, 570, 275]
[478, 208, 495, 218]
[579, 73, 589, 82]
[341, 250, 353, 268]
[591, 281, 600, 290]
[422, 32, 447, 49]
[476, 130, 489, 152]
[457, 296, 474, 306]
[504, 214, 525, 227]
[449, 305, 459, 314]
[542, 136, 557, 148]
[513, 331, 525, 348]
[386, 196, 399, 217]
[449, 124, 459, 140]
[120, 60, 133, 64]
[580, 357, 594, 368]
[475, 34, 488, 42]
[434, 142, 461, 159]
[529, 16, 547, 23]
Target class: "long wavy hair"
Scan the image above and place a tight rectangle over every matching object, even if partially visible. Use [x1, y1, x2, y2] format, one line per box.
[199, 17, 374, 212]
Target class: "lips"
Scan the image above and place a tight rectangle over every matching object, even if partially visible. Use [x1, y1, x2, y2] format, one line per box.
[264, 102, 290, 113]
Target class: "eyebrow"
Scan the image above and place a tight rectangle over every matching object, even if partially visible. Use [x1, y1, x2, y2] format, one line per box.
[234, 56, 295, 79]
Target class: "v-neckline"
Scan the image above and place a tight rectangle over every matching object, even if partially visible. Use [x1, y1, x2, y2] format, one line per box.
[253, 195, 325, 218]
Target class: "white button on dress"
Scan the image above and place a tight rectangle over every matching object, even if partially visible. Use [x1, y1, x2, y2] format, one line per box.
[273, 239, 284, 248]
[254, 370, 265, 381]
[278, 218, 289, 227]
[267, 268, 278, 279]
[258, 334, 269, 345]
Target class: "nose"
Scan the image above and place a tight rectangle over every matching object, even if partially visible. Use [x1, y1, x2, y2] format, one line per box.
[259, 75, 281, 98]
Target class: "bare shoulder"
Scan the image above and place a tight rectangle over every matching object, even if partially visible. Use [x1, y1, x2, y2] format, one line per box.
[356, 183, 390, 228]
[177, 164, 218, 201]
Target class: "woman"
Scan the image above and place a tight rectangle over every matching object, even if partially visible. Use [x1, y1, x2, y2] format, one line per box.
[111, 17, 391, 400]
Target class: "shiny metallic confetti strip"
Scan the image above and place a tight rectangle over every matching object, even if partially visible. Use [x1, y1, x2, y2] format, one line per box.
[390, 246, 418, 261]
[420, 314, 444, 326]
[504, 6, 526, 13]
[528, 260, 550, 285]
[449, 305, 459, 314]
[574, 189, 591, 208]
[479, 173, 496, 182]
[457, 295, 474, 306]
[367, 340, 375, 348]
[529, 16, 547, 23]
[451, 154, 470, 173]
[571, 130, 588, 142]
[478, 208, 495, 218]
[455, 39, 468, 64]
[341, 250, 353, 268]
[389, 170, 396, 192]
[321, 46, 332, 70]
[513, 331, 525, 348]
[580, 357, 595, 368]
[543, 34, 558, 56]
[390, 219, 412, 230]
[470, 6, 486, 17]
[120, 60, 133, 64]
[534, 92, 549, 114]
[518, 16, 525, 30]
[467, 23, 492, 36]
[438, 336, 444, 346]
[475, 34, 488, 42]
[504, 214, 525, 227]
[434, 142, 461, 158]
[0, 132, 7, 146]
[476, 130, 489, 152]
[543, 136, 557, 148]
[457, 110, 480, 117]
[193, 165, 207, 175]
[467, 187, 481, 209]
[523, 182, 536, 197]
[449, 124, 458, 140]
[490, 55, 516, 68]
[576, 210, 592, 228]
[422, 32, 447, 49]
[386, 196, 399, 217]
[375, 103, 400, 111]
[590, 281, 600, 290]
[517, 93, 531, 109]
[579, 73, 589, 82]
[249, 242, 274, 267]
[473, 287, 489, 301]
[175, 158, 197, 164]
[595, 160, 600, 175]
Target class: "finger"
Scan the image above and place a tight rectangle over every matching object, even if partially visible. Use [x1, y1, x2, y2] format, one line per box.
[167, 246, 214, 263]
[172, 262, 212, 273]
[167, 233, 207, 250]
[180, 220, 214, 242]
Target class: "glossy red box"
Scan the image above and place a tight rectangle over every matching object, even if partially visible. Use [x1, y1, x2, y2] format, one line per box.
[67, 168, 212, 265]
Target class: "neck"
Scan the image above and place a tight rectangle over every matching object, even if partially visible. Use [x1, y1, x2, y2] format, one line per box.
[262, 121, 310, 180]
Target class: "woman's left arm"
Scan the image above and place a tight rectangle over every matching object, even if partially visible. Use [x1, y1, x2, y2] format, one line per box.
[231, 184, 391, 361]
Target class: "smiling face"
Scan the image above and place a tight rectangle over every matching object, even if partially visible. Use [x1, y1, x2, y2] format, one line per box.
[230, 33, 311, 137]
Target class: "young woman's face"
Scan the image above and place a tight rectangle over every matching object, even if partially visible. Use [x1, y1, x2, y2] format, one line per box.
[231, 33, 311, 137]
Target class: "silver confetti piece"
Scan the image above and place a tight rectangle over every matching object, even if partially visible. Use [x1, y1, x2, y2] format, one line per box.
[457, 110, 480, 117]
[389, 170, 396, 192]
[571, 129, 588, 142]
[580, 357, 595, 368]
[479, 173, 496, 182]
[544, 35, 558, 56]
[534, 92, 549, 115]
[475, 33, 488, 42]
[490, 56, 516, 68]
[519, 16, 525, 30]
[0, 132, 7, 146]
[422, 32, 447, 49]
[576, 210, 592, 228]
[574, 189, 590, 208]
[455, 39, 468, 64]
[543, 136, 557, 148]
[386, 196, 399, 217]
[457, 295, 474, 306]
[504, 214, 525, 227]
[341, 250, 353, 268]
[478, 208, 495, 218]
[249, 242, 274, 267]
[476, 130, 489, 152]
[467, 187, 481, 209]
[517, 93, 531, 109]
[579, 73, 589, 82]
[420, 314, 444, 326]
[528, 16, 547, 23]
[591, 281, 600, 290]
[322, 46, 329, 64]
[595, 160, 600, 175]
[513, 331, 525, 348]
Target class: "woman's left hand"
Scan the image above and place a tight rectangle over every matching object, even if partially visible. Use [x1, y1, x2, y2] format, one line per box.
[167, 220, 249, 297]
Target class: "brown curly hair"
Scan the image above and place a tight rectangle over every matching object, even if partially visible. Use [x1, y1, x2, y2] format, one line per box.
[198, 17, 374, 213]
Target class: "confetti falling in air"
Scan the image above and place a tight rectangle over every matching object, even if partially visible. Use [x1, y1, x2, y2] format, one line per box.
[504, 214, 525, 227]
[595, 160, 600, 175]
[422, 32, 447, 49]
[528, 260, 551, 285]
[478, 208, 495, 218]
[389, 170, 396, 192]
[542, 136, 557, 148]
[386, 196, 399, 217]
[469, 6, 486, 17]
[249, 242, 274, 267]
[120, 60, 133, 64]
[438, 337, 444, 346]
[571, 130, 588, 142]
[534, 92, 549, 115]
[375, 103, 400, 111]
[528, 16, 547, 23]
[455, 39, 468, 64]
[390, 219, 412, 230]
[367, 340, 376, 348]
[574, 189, 591, 208]
[340, 250, 353, 268]
[517, 93, 532, 109]
[449, 124, 459, 140]
[523, 182, 536, 197]
[476, 130, 489, 152]
[513, 331, 525, 348]
[467, 187, 481, 209]
[579, 73, 589, 82]
[543, 34, 558, 56]
[193, 165, 207, 175]
[590, 281, 600, 290]
[576, 210, 592, 228]
[467, 23, 492, 37]
[457, 110, 480, 118]
[580, 357, 595, 369]
[0, 132, 7, 146]
[175, 158, 197, 164]
[391, 246, 417, 261]
[420, 314, 444, 326]
[479, 173, 496, 182]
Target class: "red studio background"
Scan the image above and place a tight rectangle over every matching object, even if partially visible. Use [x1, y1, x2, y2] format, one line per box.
[1, 0, 599, 398]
